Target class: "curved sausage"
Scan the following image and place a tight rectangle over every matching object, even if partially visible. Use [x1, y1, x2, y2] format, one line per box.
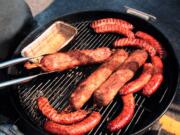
[25, 47, 112, 71]
[120, 63, 154, 95]
[94, 24, 135, 38]
[151, 56, 163, 73]
[142, 56, 164, 96]
[114, 38, 157, 57]
[94, 50, 148, 106]
[70, 49, 128, 110]
[142, 73, 163, 96]
[107, 94, 135, 132]
[37, 97, 89, 124]
[135, 31, 165, 58]
[44, 111, 101, 135]
[91, 18, 134, 30]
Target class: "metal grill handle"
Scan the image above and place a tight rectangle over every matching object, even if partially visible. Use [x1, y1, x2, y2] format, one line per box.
[124, 6, 157, 21]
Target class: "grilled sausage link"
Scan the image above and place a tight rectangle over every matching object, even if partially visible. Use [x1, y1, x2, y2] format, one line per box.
[25, 47, 112, 71]
[114, 38, 157, 57]
[94, 50, 148, 106]
[151, 55, 163, 73]
[37, 97, 89, 124]
[44, 111, 101, 135]
[107, 94, 135, 132]
[142, 74, 163, 96]
[70, 49, 128, 110]
[135, 31, 165, 58]
[120, 63, 154, 95]
[91, 18, 134, 30]
[94, 24, 135, 38]
[142, 56, 164, 96]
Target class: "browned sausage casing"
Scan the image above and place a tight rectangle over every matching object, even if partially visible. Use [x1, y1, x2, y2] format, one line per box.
[93, 50, 148, 106]
[94, 24, 135, 38]
[107, 94, 135, 132]
[37, 97, 89, 124]
[114, 38, 157, 57]
[70, 49, 128, 110]
[91, 18, 134, 30]
[44, 111, 101, 135]
[25, 47, 112, 71]
[135, 31, 165, 58]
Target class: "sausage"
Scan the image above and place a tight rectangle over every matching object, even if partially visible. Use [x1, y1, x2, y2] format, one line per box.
[93, 50, 148, 106]
[135, 31, 165, 58]
[37, 97, 89, 124]
[44, 111, 101, 135]
[24, 62, 41, 69]
[151, 56, 163, 73]
[94, 24, 135, 38]
[142, 73, 163, 96]
[91, 18, 134, 30]
[25, 47, 112, 71]
[119, 63, 154, 95]
[142, 56, 164, 96]
[70, 49, 128, 110]
[107, 94, 135, 132]
[114, 38, 157, 57]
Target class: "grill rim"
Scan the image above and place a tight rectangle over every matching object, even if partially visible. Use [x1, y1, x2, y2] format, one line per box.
[8, 10, 180, 135]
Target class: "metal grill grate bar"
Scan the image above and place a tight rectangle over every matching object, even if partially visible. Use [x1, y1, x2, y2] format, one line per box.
[24, 79, 57, 111]
[88, 101, 116, 135]
[159, 86, 169, 103]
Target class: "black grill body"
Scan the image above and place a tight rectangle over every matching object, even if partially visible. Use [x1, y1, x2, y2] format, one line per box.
[8, 11, 179, 135]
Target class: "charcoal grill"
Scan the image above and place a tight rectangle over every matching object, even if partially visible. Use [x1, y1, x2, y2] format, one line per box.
[8, 11, 179, 135]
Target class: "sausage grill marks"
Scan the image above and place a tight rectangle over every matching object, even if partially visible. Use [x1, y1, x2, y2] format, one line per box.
[25, 47, 112, 72]
[107, 94, 135, 132]
[70, 49, 129, 110]
[94, 24, 135, 38]
[93, 50, 148, 106]
[114, 38, 157, 57]
[37, 97, 89, 125]
[91, 18, 134, 30]
[91, 18, 134, 38]
[44, 111, 101, 135]
[135, 31, 165, 58]
[120, 63, 154, 95]
[142, 56, 164, 96]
